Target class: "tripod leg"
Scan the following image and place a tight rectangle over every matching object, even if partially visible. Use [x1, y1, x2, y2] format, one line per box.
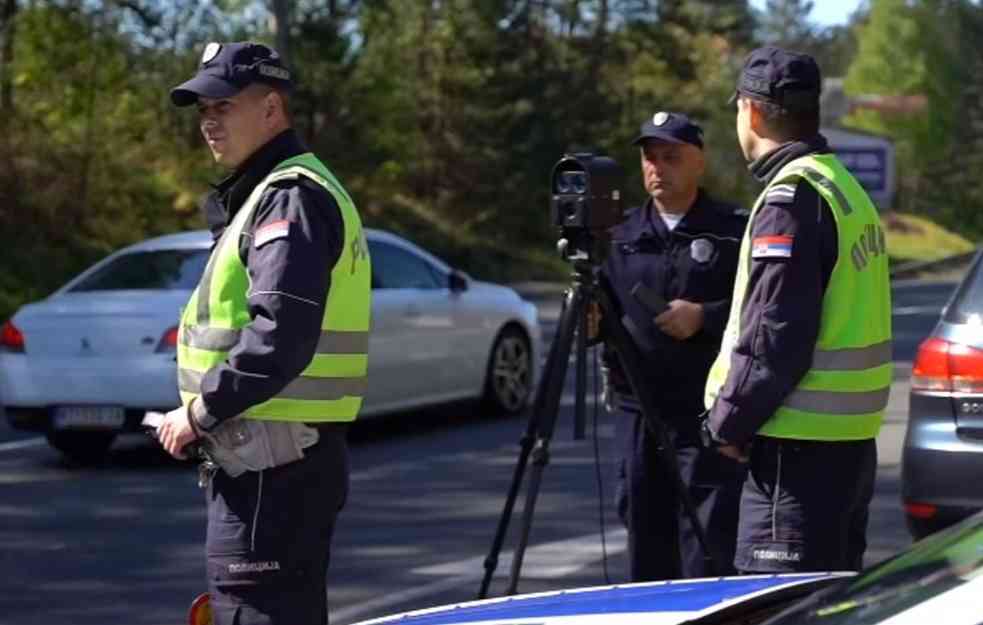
[504, 281, 586, 596]
[593, 283, 721, 576]
[478, 285, 577, 599]
[573, 300, 588, 441]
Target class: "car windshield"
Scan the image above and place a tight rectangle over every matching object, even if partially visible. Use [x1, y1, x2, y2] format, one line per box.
[945, 253, 983, 324]
[69, 249, 209, 292]
[763, 515, 983, 625]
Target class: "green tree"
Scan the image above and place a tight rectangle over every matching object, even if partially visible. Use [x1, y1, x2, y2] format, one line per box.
[919, 1, 983, 235]
[755, 0, 814, 48]
[0, 0, 16, 111]
[0, 2, 222, 318]
[808, 22, 859, 77]
[843, 0, 962, 219]
[0, 0, 811, 319]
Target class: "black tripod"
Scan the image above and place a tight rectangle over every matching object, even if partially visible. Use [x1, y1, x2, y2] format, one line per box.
[477, 256, 719, 599]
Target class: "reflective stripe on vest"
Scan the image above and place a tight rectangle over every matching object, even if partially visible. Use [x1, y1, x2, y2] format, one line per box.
[176, 153, 371, 423]
[181, 325, 369, 354]
[704, 154, 892, 440]
[178, 368, 369, 400]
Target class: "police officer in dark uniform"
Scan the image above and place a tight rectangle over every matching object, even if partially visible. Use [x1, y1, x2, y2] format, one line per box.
[703, 47, 892, 574]
[594, 112, 748, 581]
[157, 42, 370, 625]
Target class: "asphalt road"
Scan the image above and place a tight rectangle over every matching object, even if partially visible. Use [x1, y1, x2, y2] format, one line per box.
[0, 278, 961, 625]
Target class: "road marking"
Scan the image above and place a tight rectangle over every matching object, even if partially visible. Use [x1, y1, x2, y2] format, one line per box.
[333, 529, 627, 624]
[0, 437, 46, 453]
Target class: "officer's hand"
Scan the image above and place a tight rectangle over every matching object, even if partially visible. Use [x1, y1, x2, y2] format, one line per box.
[586, 301, 602, 341]
[654, 300, 704, 340]
[717, 444, 749, 463]
[157, 405, 199, 460]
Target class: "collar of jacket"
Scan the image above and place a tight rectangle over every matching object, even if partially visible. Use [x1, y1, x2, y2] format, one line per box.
[638, 188, 726, 240]
[210, 128, 307, 225]
[748, 133, 831, 185]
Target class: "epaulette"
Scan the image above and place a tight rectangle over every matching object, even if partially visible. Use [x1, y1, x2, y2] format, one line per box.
[267, 176, 306, 190]
[764, 181, 798, 204]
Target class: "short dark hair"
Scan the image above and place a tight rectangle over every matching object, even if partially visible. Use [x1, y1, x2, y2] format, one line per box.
[747, 96, 819, 140]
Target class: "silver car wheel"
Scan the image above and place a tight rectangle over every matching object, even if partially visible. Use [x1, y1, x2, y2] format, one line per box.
[490, 331, 532, 414]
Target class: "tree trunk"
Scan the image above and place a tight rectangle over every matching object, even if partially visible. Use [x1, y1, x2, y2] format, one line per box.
[591, 0, 608, 74]
[270, 0, 292, 65]
[0, 0, 17, 112]
[416, 0, 437, 198]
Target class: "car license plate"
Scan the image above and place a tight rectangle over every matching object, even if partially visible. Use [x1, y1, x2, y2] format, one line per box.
[52, 406, 125, 430]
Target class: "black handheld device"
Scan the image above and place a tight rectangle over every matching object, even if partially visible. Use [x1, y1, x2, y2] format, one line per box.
[631, 282, 669, 316]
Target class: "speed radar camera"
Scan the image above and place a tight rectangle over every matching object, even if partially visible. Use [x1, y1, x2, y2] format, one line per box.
[551, 153, 624, 231]
[550, 153, 625, 262]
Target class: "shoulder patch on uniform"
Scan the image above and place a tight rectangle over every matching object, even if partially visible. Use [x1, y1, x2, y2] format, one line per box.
[766, 183, 798, 203]
[752, 235, 794, 259]
[269, 177, 334, 199]
[254, 219, 292, 248]
[267, 176, 303, 190]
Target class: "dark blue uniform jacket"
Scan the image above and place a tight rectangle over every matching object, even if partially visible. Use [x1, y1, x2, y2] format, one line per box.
[602, 190, 747, 434]
[195, 129, 345, 429]
[708, 135, 839, 445]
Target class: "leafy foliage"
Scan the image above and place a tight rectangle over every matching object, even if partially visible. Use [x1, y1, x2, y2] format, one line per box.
[843, 0, 983, 240]
[0, 0, 977, 320]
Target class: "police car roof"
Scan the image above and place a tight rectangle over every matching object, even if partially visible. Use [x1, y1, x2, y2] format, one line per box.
[352, 574, 845, 625]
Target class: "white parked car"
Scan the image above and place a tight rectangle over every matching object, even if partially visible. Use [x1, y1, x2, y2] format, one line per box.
[0, 229, 540, 462]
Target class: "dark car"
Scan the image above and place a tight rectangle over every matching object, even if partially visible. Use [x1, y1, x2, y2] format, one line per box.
[903, 251, 983, 538]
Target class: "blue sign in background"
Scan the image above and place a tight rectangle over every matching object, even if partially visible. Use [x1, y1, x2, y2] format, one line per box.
[834, 147, 887, 193]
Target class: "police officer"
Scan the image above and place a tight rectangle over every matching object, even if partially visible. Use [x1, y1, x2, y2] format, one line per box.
[157, 42, 370, 625]
[703, 46, 892, 573]
[595, 112, 747, 581]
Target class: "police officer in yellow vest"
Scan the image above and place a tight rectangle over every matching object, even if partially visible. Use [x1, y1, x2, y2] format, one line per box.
[156, 42, 370, 625]
[702, 46, 892, 573]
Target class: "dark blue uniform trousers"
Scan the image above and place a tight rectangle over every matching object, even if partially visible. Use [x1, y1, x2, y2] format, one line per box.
[616, 409, 745, 581]
[735, 436, 876, 573]
[205, 424, 349, 625]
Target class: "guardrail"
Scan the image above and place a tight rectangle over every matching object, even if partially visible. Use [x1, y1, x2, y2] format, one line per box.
[889, 249, 980, 280]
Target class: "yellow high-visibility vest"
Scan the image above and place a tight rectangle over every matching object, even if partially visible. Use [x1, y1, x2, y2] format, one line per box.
[177, 153, 371, 422]
[705, 153, 892, 440]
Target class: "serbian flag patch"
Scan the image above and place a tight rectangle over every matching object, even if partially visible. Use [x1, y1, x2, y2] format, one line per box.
[254, 220, 292, 248]
[752, 235, 794, 259]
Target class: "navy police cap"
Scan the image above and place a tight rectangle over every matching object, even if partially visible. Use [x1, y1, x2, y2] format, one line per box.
[632, 111, 704, 149]
[170, 42, 293, 107]
[730, 45, 821, 112]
